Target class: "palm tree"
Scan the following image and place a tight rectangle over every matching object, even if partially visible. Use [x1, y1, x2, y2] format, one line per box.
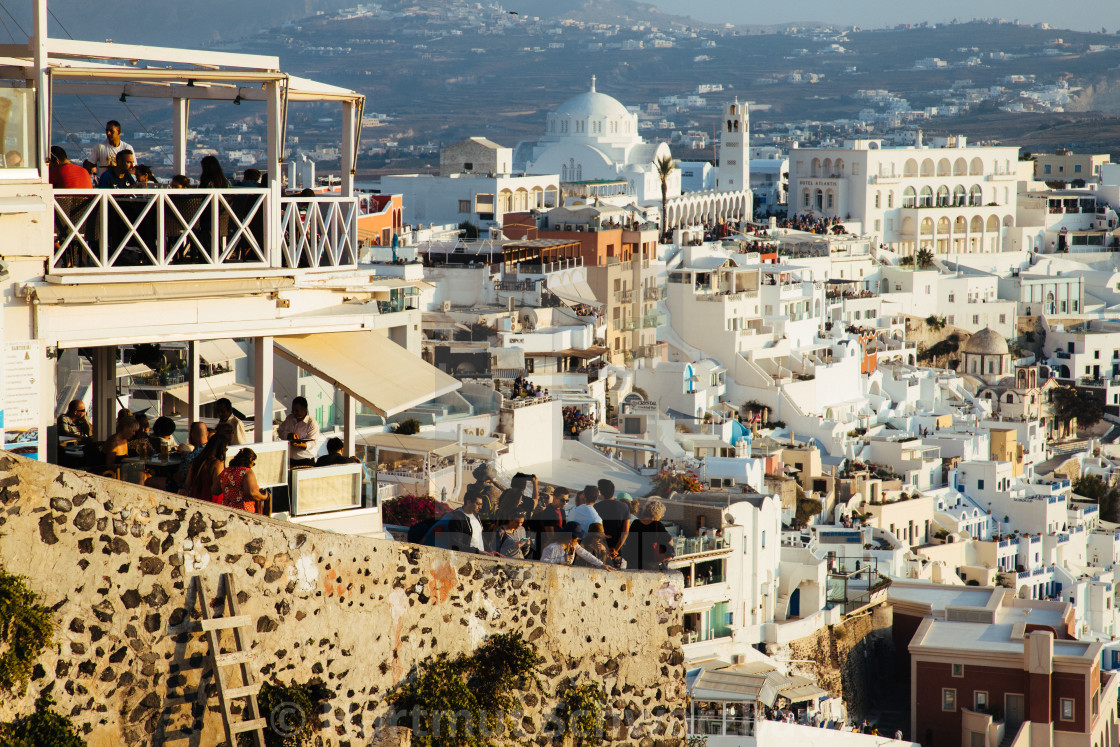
[654, 155, 677, 237]
[915, 247, 934, 269]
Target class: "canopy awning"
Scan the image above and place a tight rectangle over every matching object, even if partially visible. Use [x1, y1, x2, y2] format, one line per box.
[358, 432, 462, 458]
[686, 669, 783, 707]
[778, 677, 830, 704]
[274, 331, 460, 418]
[116, 363, 152, 379]
[556, 346, 609, 359]
[548, 278, 601, 306]
[197, 339, 247, 364]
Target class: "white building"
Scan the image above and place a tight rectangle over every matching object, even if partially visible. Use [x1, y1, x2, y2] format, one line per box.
[788, 136, 1027, 257]
[515, 78, 750, 229]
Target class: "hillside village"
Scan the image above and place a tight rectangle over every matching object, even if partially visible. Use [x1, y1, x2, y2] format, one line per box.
[6, 2, 1120, 747]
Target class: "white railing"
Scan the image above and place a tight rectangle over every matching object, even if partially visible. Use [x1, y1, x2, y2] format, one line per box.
[279, 195, 359, 270]
[52, 189, 270, 274]
[51, 190, 360, 275]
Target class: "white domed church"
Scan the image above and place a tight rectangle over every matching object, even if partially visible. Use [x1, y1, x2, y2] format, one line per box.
[514, 76, 753, 229]
[514, 76, 678, 205]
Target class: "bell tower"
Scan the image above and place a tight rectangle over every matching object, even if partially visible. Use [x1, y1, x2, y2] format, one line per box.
[717, 99, 750, 195]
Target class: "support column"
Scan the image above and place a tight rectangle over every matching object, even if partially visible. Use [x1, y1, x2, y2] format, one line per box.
[172, 98, 189, 177]
[92, 346, 117, 442]
[265, 81, 283, 267]
[254, 337, 274, 442]
[340, 100, 356, 198]
[33, 0, 49, 171]
[187, 340, 201, 423]
[343, 393, 356, 457]
[40, 344, 57, 464]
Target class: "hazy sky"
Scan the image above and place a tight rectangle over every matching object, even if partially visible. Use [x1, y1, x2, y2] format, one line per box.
[646, 0, 1120, 33]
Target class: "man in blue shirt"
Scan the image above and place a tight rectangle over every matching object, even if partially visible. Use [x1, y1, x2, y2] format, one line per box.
[98, 149, 137, 188]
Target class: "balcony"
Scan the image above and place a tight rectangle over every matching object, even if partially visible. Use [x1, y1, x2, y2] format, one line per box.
[643, 287, 664, 302]
[641, 311, 666, 329]
[620, 318, 640, 332]
[672, 535, 731, 559]
[51, 190, 358, 277]
[614, 289, 635, 304]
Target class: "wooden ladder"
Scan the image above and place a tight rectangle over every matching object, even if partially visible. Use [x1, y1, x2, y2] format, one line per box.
[195, 573, 267, 747]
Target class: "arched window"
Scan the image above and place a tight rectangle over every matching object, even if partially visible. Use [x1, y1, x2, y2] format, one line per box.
[954, 185, 966, 206]
[936, 185, 950, 206]
[920, 159, 934, 177]
[902, 187, 916, 208]
[919, 186, 933, 208]
[969, 185, 983, 206]
[904, 159, 918, 177]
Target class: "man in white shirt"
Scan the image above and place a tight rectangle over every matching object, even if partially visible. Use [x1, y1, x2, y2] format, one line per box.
[84, 120, 133, 174]
[214, 397, 249, 445]
[566, 485, 603, 539]
[277, 395, 321, 466]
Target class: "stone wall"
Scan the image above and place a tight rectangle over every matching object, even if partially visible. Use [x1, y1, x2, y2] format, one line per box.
[0, 454, 686, 746]
[783, 604, 896, 721]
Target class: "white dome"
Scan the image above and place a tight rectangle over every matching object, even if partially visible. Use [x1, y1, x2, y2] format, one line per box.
[544, 76, 637, 143]
[554, 89, 630, 122]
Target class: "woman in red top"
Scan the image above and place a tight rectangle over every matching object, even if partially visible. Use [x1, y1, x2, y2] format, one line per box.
[220, 448, 271, 513]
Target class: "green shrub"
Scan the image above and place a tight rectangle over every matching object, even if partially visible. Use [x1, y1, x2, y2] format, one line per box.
[0, 566, 55, 693]
[0, 694, 85, 747]
[556, 681, 606, 746]
[391, 632, 542, 747]
[238, 679, 327, 747]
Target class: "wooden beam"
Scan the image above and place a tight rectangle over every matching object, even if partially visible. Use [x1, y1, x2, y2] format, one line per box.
[51, 80, 267, 102]
[47, 38, 279, 71]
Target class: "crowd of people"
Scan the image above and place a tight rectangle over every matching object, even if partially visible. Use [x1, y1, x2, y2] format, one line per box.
[55, 393, 344, 515]
[771, 213, 850, 235]
[47, 121, 264, 192]
[571, 303, 601, 318]
[507, 374, 547, 400]
[562, 406, 594, 438]
[412, 474, 675, 572]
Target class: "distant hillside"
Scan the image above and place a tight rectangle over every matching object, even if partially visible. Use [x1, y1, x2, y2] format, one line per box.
[41, 0, 700, 47]
[45, 0, 341, 46]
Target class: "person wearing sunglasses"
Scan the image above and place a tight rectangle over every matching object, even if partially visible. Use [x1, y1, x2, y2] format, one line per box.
[98, 149, 137, 189]
[57, 400, 93, 444]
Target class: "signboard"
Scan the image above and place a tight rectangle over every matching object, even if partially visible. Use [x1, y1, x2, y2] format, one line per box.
[2, 340, 41, 460]
[626, 400, 658, 413]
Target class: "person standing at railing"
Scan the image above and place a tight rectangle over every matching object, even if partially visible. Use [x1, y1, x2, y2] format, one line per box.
[84, 120, 132, 174]
[98, 150, 137, 189]
[48, 147, 92, 189]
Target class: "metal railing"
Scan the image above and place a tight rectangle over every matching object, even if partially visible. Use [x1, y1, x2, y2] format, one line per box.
[52, 189, 269, 274]
[614, 289, 635, 303]
[643, 287, 664, 301]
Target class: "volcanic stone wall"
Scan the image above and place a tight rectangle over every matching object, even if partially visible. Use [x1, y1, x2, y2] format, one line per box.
[0, 454, 686, 746]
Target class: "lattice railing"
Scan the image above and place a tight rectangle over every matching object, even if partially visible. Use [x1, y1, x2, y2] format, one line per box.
[52, 189, 270, 274]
